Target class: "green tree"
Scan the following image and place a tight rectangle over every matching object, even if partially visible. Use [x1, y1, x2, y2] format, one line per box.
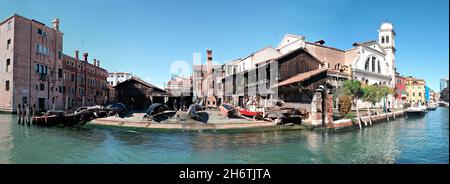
[338, 95, 352, 117]
[342, 80, 364, 128]
[362, 85, 385, 106]
[362, 85, 395, 115]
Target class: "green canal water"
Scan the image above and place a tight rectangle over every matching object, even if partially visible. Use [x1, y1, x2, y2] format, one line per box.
[0, 108, 448, 164]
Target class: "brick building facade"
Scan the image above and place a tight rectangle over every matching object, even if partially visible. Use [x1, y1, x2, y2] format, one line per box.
[0, 14, 108, 112]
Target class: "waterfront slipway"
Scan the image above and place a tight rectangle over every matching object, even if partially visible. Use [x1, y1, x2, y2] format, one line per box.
[88, 110, 406, 132]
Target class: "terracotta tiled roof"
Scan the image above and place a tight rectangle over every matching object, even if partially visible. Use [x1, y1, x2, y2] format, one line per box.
[352, 40, 377, 47]
[272, 68, 327, 88]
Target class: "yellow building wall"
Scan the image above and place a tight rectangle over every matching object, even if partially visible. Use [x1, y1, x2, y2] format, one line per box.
[405, 78, 426, 105]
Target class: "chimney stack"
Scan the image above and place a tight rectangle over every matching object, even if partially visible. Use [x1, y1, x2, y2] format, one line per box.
[83, 53, 88, 62]
[93, 59, 97, 66]
[75, 50, 79, 60]
[207, 49, 213, 63]
[52, 18, 60, 31]
[97, 60, 100, 67]
[206, 49, 213, 76]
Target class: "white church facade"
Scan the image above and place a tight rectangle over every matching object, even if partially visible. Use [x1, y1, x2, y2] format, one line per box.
[275, 22, 397, 88]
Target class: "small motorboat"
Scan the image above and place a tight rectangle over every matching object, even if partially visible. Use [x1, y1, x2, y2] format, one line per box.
[238, 108, 263, 118]
[405, 106, 427, 117]
[427, 103, 438, 111]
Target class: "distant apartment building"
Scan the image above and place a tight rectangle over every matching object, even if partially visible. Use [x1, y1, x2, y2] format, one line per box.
[165, 75, 192, 97]
[395, 73, 407, 106]
[405, 77, 426, 105]
[107, 72, 133, 86]
[0, 14, 108, 112]
[62, 52, 108, 109]
[440, 77, 449, 91]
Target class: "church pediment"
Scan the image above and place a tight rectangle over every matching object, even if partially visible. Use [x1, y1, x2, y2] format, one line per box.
[353, 40, 386, 55]
[277, 34, 305, 49]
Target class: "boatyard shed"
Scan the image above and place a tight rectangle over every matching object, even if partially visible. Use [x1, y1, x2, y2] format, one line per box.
[114, 77, 168, 110]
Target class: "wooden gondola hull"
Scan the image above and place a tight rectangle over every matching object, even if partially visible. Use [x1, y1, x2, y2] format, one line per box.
[32, 116, 65, 126]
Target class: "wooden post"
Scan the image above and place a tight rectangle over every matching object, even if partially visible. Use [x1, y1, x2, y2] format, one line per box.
[356, 99, 362, 129]
[367, 107, 372, 126]
[26, 104, 30, 126]
[17, 104, 21, 124]
[393, 108, 396, 119]
[20, 104, 25, 125]
[31, 104, 35, 125]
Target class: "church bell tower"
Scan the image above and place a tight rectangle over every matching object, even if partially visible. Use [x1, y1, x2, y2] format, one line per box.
[379, 22, 396, 87]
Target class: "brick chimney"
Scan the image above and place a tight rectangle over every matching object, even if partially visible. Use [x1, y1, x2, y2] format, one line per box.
[83, 53, 88, 62]
[93, 59, 97, 66]
[207, 49, 212, 76]
[52, 18, 60, 31]
[75, 50, 79, 60]
[97, 60, 100, 67]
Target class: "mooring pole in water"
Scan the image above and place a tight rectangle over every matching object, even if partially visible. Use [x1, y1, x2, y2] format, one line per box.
[20, 104, 25, 125]
[17, 104, 21, 124]
[31, 104, 36, 125]
[26, 104, 31, 126]
[367, 107, 372, 126]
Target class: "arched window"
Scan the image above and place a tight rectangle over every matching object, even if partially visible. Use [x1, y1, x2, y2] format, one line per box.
[377, 60, 381, 73]
[365, 58, 370, 71]
[381, 36, 385, 44]
[335, 63, 340, 70]
[371, 57, 376, 72]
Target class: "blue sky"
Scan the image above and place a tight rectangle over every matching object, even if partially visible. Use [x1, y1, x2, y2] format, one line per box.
[1, 0, 448, 91]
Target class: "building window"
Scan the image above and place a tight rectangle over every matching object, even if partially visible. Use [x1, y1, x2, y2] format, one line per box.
[386, 36, 390, 43]
[413, 92, 415, 97]
[5, 80, 10, 91]
[7, 39, 11, 49]
[58, 68, 63, 78]
[7, 21, 12, 29]
[58, 51, 62, 59]
[38, 28, 43, 35]
[377, 61, 381, 73]
[6, 58, 10, 72]
[381, 36, 385, 43]
[40, 83, 45, 91]
[335, 63, 340, 70]
[419, 92, 421, 97]
[365, 58, 370, 71]
[371, 57, 376, 72]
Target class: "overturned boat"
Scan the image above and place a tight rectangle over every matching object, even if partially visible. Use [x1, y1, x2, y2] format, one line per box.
[219, 103, 237, 118]
[32, 105, 115, 127]
[143, 103, 177, 122]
